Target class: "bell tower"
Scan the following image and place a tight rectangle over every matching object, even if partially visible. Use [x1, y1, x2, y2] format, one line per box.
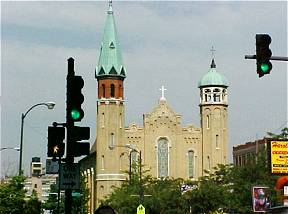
[95, 1, 127, 204]
[198, 58, 229, 175]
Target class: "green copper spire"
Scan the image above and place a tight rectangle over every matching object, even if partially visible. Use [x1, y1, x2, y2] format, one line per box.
[96, 1, 126, 79]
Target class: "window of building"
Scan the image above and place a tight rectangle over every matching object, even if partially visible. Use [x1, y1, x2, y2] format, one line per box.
[130, 151, 138, 172]
[213, 88, 221, 102]
[188, 150, 195, 178]
[216, 134, 219, 148]
[109, 133, 115, 148]
[207, 115, 210, 129]
[111, 84, 115, 97]
[102, 84, 105, 98]
[157, 138, 169, 178]
[119, 113, 122, 128]
[207, 156, 211, 170]
[101, 155, 105, 170]
[101, 113, 105, 128]
[204, 89, 212, 102]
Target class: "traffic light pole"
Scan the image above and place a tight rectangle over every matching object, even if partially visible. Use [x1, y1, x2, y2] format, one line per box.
[65, 57, 75, 214]
[245, 55, 288, 61]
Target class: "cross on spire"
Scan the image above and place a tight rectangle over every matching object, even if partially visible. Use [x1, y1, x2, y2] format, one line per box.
[108, 0, 113, 14]
[210, 46, 216, 59]
[159, 85, 167, 101]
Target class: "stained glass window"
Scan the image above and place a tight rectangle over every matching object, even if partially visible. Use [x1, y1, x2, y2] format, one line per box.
[158, 138, 168, 178]
[130, 151, 138, 172]
[188, 150, 194, 178]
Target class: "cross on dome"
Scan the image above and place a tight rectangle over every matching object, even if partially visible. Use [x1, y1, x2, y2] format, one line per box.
[210, 46, 216, 59]
[159, 85, 167, 101]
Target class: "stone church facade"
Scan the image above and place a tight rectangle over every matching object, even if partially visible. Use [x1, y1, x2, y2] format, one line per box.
[80, 2, 229, 211]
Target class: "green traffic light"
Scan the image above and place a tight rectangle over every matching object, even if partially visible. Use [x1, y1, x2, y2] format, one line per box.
[261, 63, 270, 73]
[71, 109, 81, 120]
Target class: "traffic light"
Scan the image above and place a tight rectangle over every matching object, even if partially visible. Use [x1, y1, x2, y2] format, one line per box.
[71, 126, 90, 157]
[47, 126, 65, 157]
[256, 34, 272, 77]
[67, 75, 85, 122]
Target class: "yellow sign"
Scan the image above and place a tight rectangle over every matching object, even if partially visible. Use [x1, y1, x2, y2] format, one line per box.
[137, 204, 145, 214]
[270, 141, 288, 174]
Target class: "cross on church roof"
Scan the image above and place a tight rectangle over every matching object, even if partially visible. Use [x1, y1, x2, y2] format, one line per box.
[159, 85, 167, 101]
[210, 46, 216, 59]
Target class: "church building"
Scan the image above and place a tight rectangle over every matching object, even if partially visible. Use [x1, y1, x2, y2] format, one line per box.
[81, 2, 229, 211]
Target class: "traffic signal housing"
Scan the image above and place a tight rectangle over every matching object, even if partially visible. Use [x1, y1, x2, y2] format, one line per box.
[256, 34, 272, 77]
[67, 75, 85, 122]
[70, 126, 90, 157]
[47, 126, 65, 158]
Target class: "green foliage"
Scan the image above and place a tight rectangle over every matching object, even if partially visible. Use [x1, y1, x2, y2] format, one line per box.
[100, 145, 277, 213]
[23, 190, 42, 214]
[0, 175, 26, 214]
[267, 127, 288, 139]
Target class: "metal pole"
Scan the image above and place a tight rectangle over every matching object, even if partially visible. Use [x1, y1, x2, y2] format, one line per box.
[65, 57, 75, 214]
[245, 55, 288, 61]
[58, 157, 61, 214]
[139, 150, 144, 204]
[18, 102, 55, 175]
[19, 114, 24, 175]
[129, 151, 132, 184]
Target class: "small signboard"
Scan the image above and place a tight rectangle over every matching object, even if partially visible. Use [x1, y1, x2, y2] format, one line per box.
[269, 140, 288, 174]
[59, 163, 80, 190]
[46, 159, 59, 174]
[137, 204, 145, 214]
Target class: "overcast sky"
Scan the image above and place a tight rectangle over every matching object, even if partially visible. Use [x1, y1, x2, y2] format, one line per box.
[1, 1, 287, 177]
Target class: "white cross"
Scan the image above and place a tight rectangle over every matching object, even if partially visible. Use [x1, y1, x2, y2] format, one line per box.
[159, 85, 167, 100]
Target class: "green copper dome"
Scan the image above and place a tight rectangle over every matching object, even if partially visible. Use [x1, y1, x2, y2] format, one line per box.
[198, 59, 228, 88]
[95, 2, 126, 79]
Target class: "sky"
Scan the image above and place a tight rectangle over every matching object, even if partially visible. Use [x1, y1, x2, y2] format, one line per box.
[1, 1, 287, 177]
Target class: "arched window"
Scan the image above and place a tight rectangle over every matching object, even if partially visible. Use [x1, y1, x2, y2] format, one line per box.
[102, 84, 106, 98]
[119, 113, 122, 128]
[207, 156, 211, 170]
[101, 155, 105, 170]
[206, 115, 210, 129]
[158, 138, 169, 178]
[130, 151, 138, 173]
[109, 133, 115, 148]
[213, 88, 221, 102]
[216, 134, 219, 148]
[111, 84, 115, 97]
[204, 89, 211, 102]
[188, 150, 195, 178]
[101, 113, 105, 128]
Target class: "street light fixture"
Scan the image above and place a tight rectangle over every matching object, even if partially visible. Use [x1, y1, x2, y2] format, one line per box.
[19, 102, 55, 175]
[0, 147, 20, 152]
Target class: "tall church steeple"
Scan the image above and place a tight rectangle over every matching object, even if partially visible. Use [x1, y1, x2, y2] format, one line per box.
[95, 1, 127, 205]
[95, 0, 126, 79]
[198, 53, 229, 175]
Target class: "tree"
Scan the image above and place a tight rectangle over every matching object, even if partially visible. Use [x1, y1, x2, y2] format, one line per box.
[0, 175, 26, 214]
[185, 165, 234, 213]
[267, 127, 288, 139]
[23, 190, 42, 214]
[185, 155, 277, 213]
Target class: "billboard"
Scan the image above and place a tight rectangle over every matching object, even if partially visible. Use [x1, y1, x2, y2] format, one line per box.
[269, 140, 288, 174]
[252, 186, 270, 212]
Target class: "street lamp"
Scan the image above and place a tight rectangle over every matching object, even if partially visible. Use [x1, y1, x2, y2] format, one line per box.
[19, 102, 55, 175]
[0, 147, 20, 152]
